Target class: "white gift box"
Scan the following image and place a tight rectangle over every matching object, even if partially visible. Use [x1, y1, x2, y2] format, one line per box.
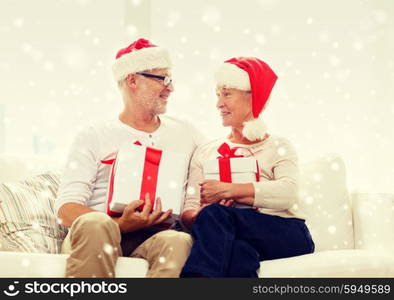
[107, 144, 188, 219]
[203, 156, 259, 208]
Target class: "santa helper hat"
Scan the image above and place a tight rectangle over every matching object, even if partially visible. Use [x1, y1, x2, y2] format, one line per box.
[112, 38, 171, 82]
[215, 57, 278, 141]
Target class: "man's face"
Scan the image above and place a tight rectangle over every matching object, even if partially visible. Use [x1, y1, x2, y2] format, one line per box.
[134, 68, 174, 115]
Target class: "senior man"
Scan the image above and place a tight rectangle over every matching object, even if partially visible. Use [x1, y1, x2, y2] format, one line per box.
[55, 38, 205, 278]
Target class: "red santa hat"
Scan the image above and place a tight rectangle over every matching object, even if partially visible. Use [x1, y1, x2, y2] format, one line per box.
[112, 38, 171, 82]
[215, 57, 278, 141]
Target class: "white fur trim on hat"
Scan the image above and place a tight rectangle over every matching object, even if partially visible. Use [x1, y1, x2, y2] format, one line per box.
[112, 47, 171, 82]
[215, 62, 251, 90]
[242, 118, 267, 141]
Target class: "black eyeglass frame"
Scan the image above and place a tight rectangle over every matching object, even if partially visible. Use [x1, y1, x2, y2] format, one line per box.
[136, 72, 172, 87]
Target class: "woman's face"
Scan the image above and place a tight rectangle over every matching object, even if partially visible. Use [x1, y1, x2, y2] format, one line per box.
[216, 86, 253, 127]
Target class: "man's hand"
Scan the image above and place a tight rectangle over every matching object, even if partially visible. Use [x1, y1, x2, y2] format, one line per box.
[114, 193, 172, 233]
[199, 180, 232, 204]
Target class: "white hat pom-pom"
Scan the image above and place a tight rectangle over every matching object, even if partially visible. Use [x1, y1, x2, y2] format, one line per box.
[242, 118, 267, 141]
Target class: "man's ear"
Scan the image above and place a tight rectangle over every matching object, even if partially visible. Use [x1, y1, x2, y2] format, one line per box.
[125, 73, 137, 90]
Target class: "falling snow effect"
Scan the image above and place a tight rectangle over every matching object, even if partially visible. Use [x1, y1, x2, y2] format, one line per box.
[0, 0, 392, 278]
[103, 243, 114, 255]
[21, 258, 30, 267]
[328, 225, 337, 234]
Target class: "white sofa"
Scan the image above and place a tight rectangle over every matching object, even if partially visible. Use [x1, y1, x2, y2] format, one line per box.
[0, 153, 393, 277]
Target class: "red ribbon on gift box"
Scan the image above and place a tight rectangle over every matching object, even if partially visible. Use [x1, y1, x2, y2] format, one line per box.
[106, 158, 118, 216]
[216, 143, 260, 211]
[101, 141, 162, 216]
[138, 146, 162, 210]
[217, 143, 243, 183]
[216, 142, 260, 183]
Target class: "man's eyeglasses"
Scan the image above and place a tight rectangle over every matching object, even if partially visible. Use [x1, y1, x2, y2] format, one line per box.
[136, 72, 173, 87]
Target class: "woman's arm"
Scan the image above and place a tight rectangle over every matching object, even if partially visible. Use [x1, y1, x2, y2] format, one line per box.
[200, 181, 255, 205]
[181, 144, 205, 228]
[200, 138, 299, 210]
[251, 140, 299, 210]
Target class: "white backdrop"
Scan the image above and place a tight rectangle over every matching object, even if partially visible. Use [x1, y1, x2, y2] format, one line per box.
[0, 0, 393, 193]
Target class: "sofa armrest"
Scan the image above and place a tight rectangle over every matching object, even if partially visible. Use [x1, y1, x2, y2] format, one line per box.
[351, 193, 394, 252]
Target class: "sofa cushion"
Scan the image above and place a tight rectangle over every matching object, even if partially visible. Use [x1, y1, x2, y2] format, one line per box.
[259, 249, 394, 277]
[352, 193, 394, 251]
[0, 251, 148, 277]
[296, 154, 354, 251]
[0, 172, 68, 253]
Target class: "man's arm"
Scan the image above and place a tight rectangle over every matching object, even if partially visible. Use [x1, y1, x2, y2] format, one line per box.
[58, 203, 96, 227]
[54, 126, 99, 221]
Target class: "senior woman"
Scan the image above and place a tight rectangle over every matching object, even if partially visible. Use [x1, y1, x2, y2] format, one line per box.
[180, 57, 315, 277]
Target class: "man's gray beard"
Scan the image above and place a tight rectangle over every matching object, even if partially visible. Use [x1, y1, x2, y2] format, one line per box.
[138, 96, 166, 115]
[154, 103, 167, 115]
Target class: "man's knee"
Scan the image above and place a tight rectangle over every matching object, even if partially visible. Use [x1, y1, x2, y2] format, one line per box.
[153, 230, 193, 249]
[71, 211, 119, 234]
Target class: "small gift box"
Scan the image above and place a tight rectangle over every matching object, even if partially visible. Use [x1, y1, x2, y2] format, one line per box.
[103, 142, 188, 220]
[203, 143, 260, 208]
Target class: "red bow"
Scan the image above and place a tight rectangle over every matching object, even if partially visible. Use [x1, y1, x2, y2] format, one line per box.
[216, 143, 260, 183]
[217, 143, 244, 183]
[217, 143, 244, 159]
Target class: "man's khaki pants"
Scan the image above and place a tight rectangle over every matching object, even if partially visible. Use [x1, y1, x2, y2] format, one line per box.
[61, 212, 192, 278]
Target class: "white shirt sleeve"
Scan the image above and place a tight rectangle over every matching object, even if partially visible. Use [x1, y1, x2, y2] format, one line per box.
[54, 127, 100, 217]
[187, 120, 209, 148]
[180, 122, 208, 213]
[252, 138, 299, 210]
[182, 145, 205, 213]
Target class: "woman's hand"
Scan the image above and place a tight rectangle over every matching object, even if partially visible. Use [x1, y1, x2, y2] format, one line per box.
[200, 180, 256, 206]
[181, 199, 234, 231]
[219, 199, 234, 207]
[199, 180, 232, 204]
[181, 203, 210, 230]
